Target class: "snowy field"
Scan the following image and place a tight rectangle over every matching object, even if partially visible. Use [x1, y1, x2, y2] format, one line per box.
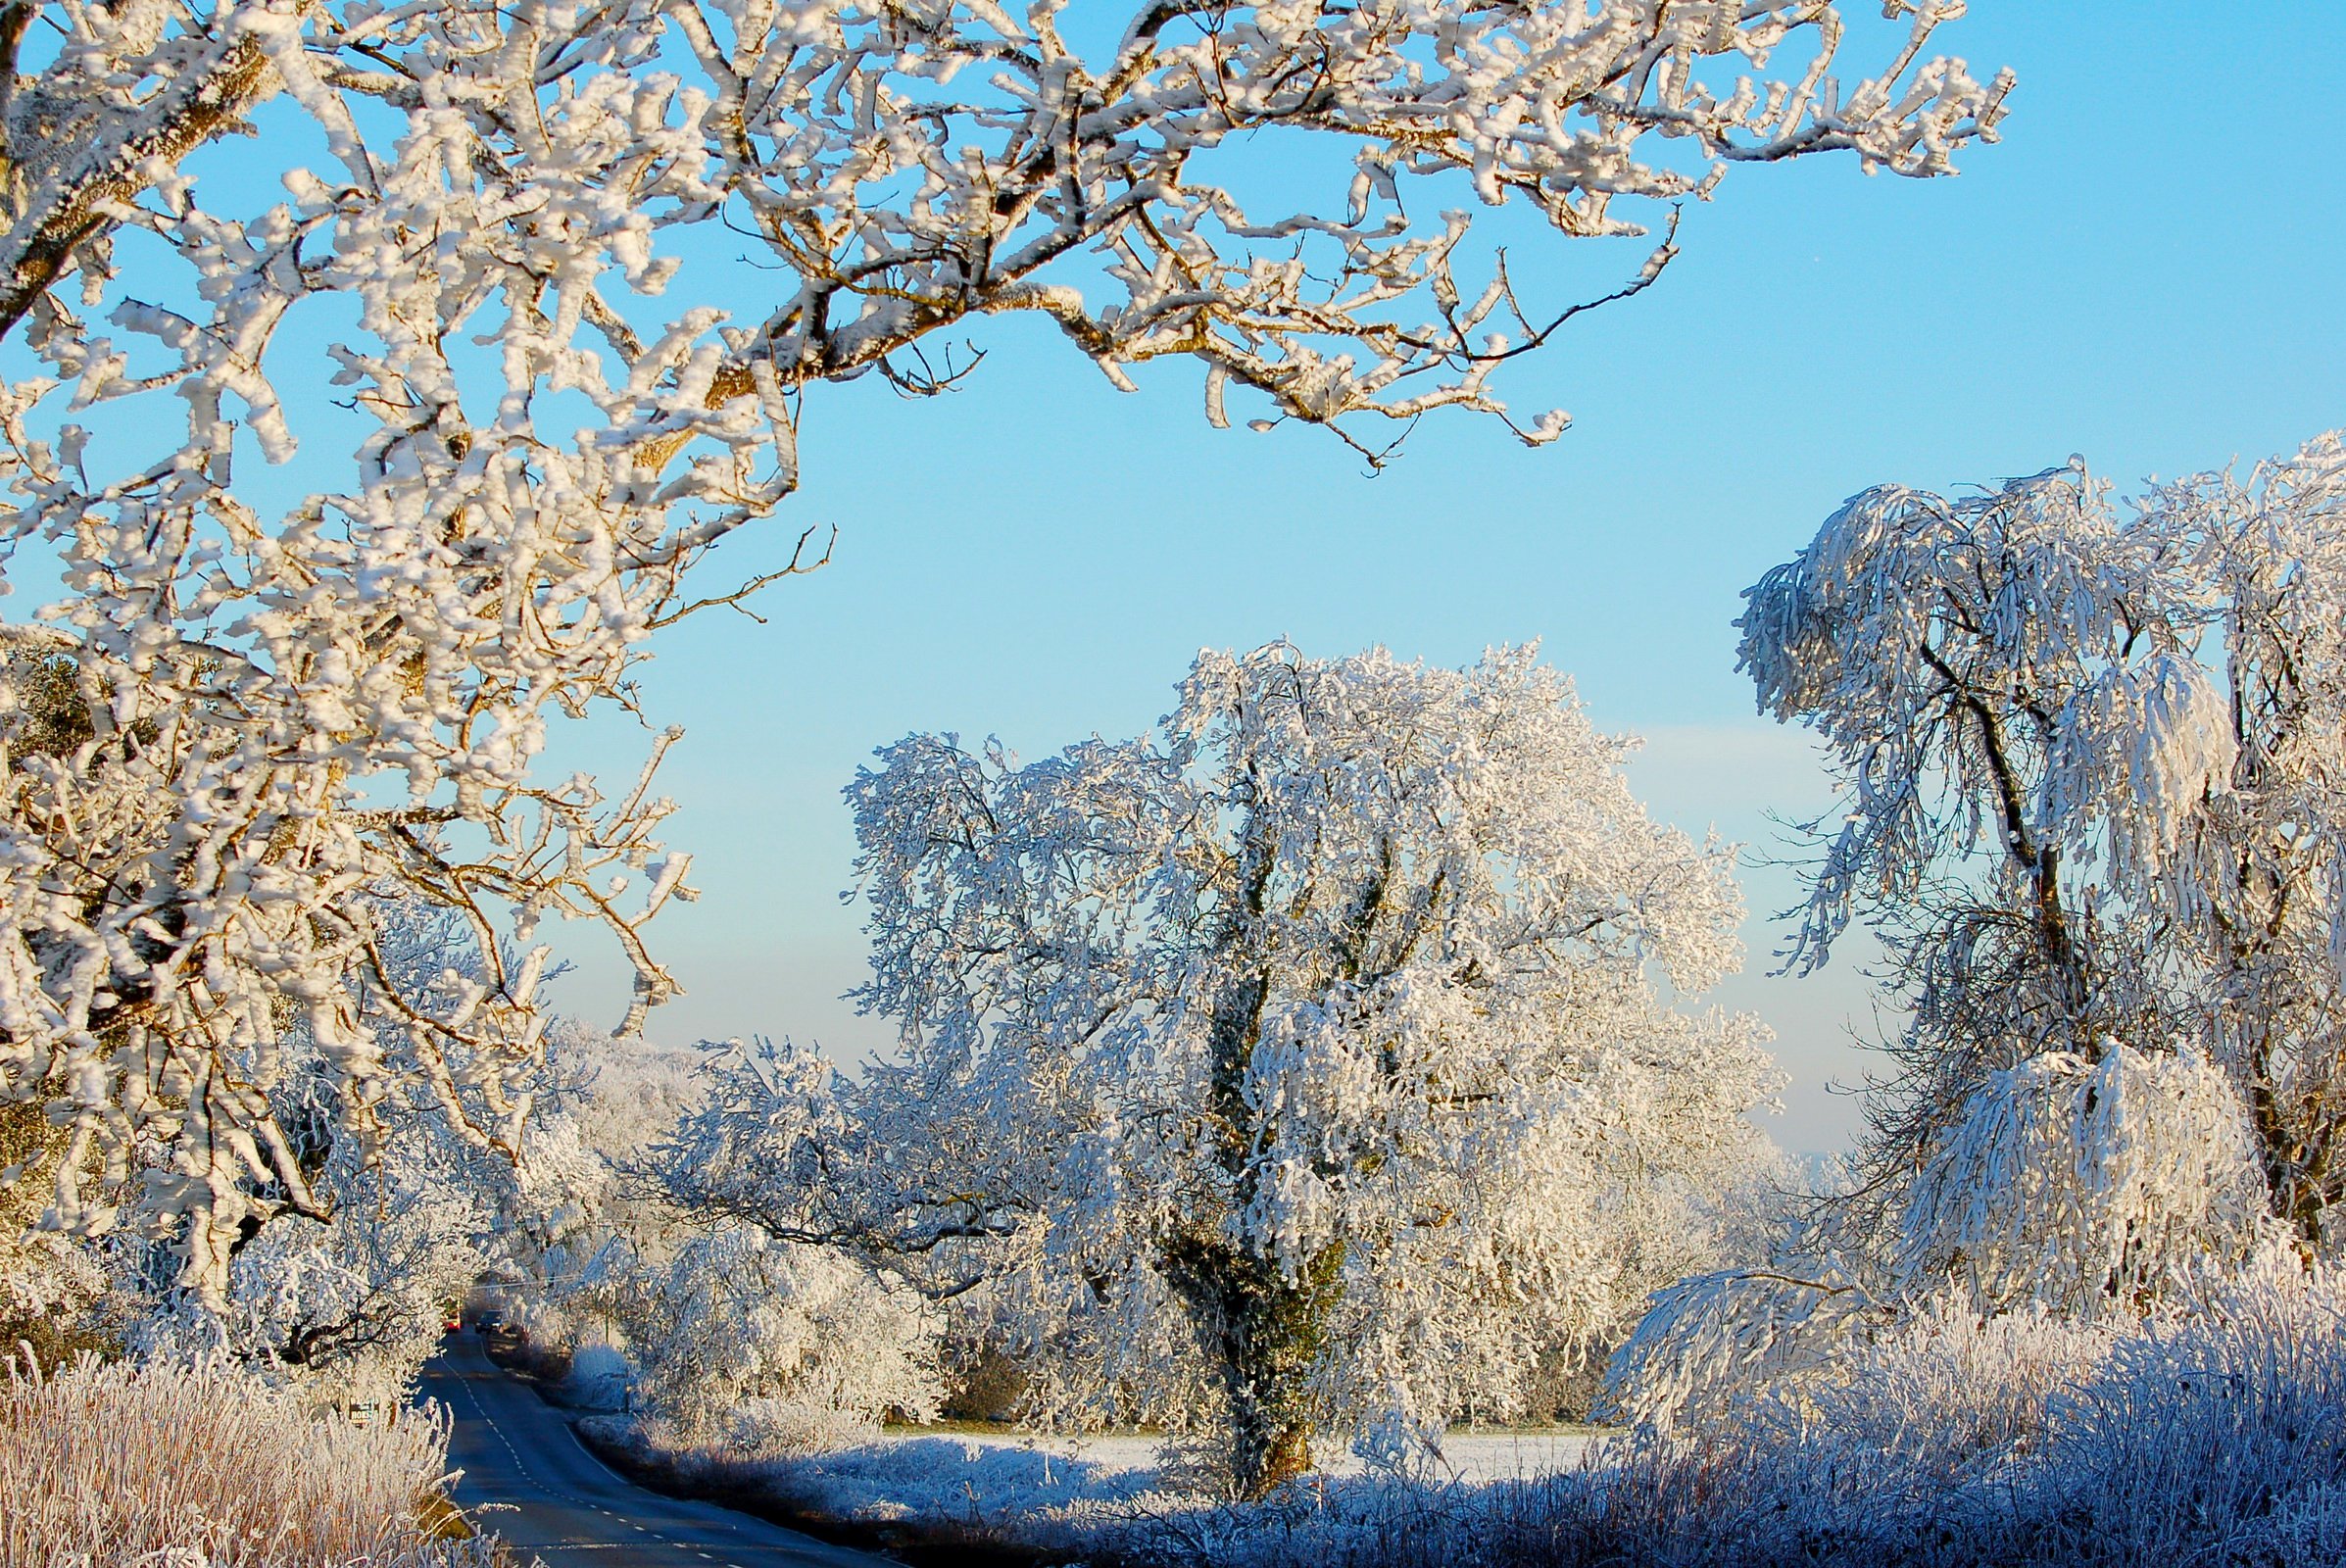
[669, 1423, 1611, 1545]
[880, 1427, 1606, 1486]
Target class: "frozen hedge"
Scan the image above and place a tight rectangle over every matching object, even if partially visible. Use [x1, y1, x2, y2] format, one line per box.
[1162, 1260, 2346, 1568]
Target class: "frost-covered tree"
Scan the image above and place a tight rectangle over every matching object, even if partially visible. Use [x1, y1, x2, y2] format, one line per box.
[1737, 459, 2173, 1177]
[1737, 431, 2346, 1247]
[0, 0, 2006, 1298]
[129, 1101, 498, 1404]
[670, 643, 1780, 1494]
[1603, 432, 2346, 1438]
[0, 1099, 107, 1362]
[491, 1021, 709, 1349]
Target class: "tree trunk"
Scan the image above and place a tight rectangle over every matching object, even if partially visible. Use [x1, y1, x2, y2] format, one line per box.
[1163, 1235, 1345, 1500]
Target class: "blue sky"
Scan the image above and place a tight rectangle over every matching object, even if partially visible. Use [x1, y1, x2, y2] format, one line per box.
[505, 5, 2346, 1154]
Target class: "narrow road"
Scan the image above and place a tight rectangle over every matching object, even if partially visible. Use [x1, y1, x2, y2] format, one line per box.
[417, 1333, 889, 1568]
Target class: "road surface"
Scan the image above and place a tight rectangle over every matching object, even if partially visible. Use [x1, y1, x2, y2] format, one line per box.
[417, 1333, 890, 1568]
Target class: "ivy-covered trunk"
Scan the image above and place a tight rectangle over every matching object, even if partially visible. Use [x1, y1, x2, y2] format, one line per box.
[1162, 1234, 1346, 1499]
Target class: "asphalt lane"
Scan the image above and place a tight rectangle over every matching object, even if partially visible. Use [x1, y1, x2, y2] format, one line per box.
[416, 1332, 889, 1568]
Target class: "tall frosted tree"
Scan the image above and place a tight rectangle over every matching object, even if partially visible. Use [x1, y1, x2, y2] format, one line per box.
[670, 644, 1781, 1494]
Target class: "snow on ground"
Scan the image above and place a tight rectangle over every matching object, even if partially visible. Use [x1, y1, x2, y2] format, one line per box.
[1414, 1432, 1608, 1483]
[889, 1428, 1605, 1486]
[746, 1426, 1607, 1538]
[749, 1434, 1154, 1531]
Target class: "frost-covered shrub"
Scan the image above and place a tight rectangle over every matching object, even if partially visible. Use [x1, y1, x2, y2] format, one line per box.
[709, 1395, 880, 1457]
[1632, 1298, 2123, 1564]
[631, 1223, 942, 1448]
[2026, 1252, 2346, 1563]
[1598, 1262, 1876, 1432]
[562, 1343, 633, 1411]
[1781, 1301, 2115, 1491]
[506, 1292, 583, 1358]
[0, 1353, 490, 1568]
[1895, 1045, 2267, 1313]
[1585, 1260, 2346, 1568]
[1607, 1044, 2269, 1433]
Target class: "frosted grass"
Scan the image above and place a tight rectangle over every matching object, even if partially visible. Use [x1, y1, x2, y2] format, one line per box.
[0, 1353, 493, 1568]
